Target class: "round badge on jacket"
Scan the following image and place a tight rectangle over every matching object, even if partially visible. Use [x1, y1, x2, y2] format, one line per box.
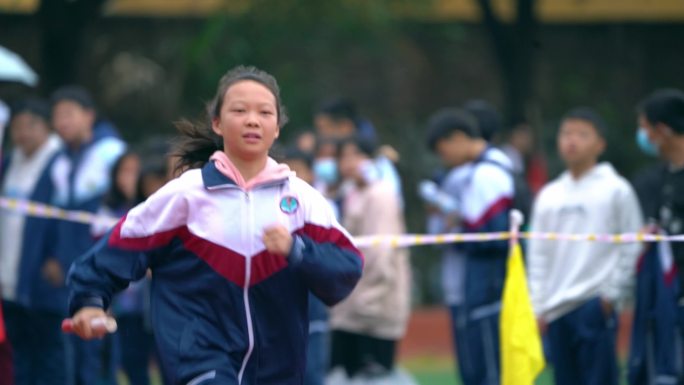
[280, 196, 299, 214]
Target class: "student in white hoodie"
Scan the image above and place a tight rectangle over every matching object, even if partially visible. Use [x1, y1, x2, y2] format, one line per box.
[528, 107, 643, 385]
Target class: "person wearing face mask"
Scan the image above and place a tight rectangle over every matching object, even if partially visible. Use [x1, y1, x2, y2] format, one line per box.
[312, 137, 340, 189]
[328, 136, 413, 385]
[636, 89, 684, 265]
[313, 99, 403, 208]
[628, 89, 684, 384]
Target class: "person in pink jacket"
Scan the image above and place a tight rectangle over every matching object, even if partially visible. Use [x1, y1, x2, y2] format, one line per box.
[329, 136, 412, 383]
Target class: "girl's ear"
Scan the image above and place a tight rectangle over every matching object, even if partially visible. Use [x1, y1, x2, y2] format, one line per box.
[275, 125, 280, 139]
[211, 118, 222, 137]
[657, 122, 674, 137]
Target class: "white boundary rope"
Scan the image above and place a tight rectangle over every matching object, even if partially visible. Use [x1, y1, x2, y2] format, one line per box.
[3, 197, 684, 248]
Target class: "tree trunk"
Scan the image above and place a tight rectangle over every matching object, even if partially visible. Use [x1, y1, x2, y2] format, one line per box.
[477, 0, 538, 124]
[37, 0, 107, 93]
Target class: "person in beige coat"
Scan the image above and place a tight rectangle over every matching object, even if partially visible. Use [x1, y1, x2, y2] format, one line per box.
[328, 136, 412, 383]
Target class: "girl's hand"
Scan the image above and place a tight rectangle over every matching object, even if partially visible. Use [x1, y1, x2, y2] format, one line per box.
[262, 225, 293, 257]
[69, 307, 111, 340]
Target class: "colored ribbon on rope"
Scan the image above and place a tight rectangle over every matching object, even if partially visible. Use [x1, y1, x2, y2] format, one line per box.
[3, 197, 683, 248]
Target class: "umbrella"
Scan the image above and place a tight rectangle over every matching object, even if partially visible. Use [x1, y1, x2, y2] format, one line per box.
[0, 45, 38, 86]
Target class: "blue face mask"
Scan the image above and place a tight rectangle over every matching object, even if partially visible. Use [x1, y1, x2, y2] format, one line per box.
[636, 128, 659, 157]
[313, 158, 338, 185]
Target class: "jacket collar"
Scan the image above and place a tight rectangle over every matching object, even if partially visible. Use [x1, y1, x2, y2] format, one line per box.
[201, 161, 238, 189]
[201, 151, 293, 190]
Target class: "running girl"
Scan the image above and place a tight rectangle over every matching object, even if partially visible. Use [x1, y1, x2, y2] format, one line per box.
[66, 66, 364, 385]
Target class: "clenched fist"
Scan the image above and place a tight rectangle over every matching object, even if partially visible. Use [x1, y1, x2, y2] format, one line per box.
[262, 224, 294, 257]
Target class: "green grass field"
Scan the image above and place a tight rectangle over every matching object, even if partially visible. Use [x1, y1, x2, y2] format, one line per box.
[132, 358, 555, 385]
[403, 356, 555, 385]
[128, 356, 625, 385]
[404, 356, 629, 385]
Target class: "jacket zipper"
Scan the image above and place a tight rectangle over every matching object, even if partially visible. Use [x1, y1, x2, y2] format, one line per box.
[237, 190, 255, 384]
[209, 181, 290, 382]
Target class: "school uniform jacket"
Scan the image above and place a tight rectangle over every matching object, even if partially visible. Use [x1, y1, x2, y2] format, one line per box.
[0, 136, 61, 309]
[441, 147, 514, 314]
[68, 155, 364, 385]
[48, 123, 126, 314]
[628, 240, 680, 385]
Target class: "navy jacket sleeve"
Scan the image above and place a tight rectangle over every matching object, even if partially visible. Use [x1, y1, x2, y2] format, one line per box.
[68, 176, 188, 315]
[67, 230, 150, 315]
[290, 188, 363, 307]
[457, 164, 512, 256]
[288, 234, 363, 307]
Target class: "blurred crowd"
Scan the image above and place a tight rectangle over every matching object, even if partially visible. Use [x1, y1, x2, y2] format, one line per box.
[1, 84, 684, 385]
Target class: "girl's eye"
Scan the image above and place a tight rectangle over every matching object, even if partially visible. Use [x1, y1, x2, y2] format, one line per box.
[232, 108, 246, 113]
[261, 111, 273, 115]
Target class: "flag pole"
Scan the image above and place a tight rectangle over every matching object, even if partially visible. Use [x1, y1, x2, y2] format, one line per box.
[510, 209, 524, 246]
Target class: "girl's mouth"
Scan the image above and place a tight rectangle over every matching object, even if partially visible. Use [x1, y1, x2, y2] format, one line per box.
[243, 132, 262, 141]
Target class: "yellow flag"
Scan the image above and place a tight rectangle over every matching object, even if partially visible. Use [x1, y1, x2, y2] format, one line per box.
[500, 242, 545, 385]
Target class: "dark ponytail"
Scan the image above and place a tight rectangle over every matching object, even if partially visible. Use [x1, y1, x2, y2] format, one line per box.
[170, 65, 288, 174]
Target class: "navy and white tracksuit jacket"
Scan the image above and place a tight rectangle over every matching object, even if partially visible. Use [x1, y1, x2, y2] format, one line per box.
[438, 148, 513, 385]
[629, 240, 681, 385]
[68, 158, 364, 385]
[440, 147, 513, 311]
[49, 123, 126, 314]
[0, 136, 61, 309]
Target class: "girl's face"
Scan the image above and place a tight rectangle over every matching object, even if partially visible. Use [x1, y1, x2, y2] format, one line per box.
[116, 155, 141, 201]
[338, 142, 364, 181]
[212, 80, 279, 162]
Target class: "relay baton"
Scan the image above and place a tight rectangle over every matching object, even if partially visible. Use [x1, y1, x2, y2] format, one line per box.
[61, 317, 118, 334]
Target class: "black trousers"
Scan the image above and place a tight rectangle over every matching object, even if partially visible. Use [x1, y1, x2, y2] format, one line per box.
[329, 330, 396, 378]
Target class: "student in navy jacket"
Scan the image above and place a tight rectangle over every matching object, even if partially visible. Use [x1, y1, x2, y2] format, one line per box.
[48, 86, 126, 385]
[0, 99, 63, 385]
[425, 108, 513, 385]
[628, 240, 680, 385]
[629, 89, 684, 385]
[66, 66, 363, 385]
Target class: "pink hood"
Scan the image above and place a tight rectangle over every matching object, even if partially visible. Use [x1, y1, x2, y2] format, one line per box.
[210, 151, 292, 190]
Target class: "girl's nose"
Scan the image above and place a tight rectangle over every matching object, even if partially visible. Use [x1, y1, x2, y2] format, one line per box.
[246, 111, 260, 127]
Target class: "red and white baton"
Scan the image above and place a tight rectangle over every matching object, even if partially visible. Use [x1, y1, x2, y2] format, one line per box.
[61, 317, 118, 334]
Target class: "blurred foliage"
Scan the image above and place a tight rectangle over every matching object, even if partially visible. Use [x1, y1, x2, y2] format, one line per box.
[183, 0, 431, 131]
